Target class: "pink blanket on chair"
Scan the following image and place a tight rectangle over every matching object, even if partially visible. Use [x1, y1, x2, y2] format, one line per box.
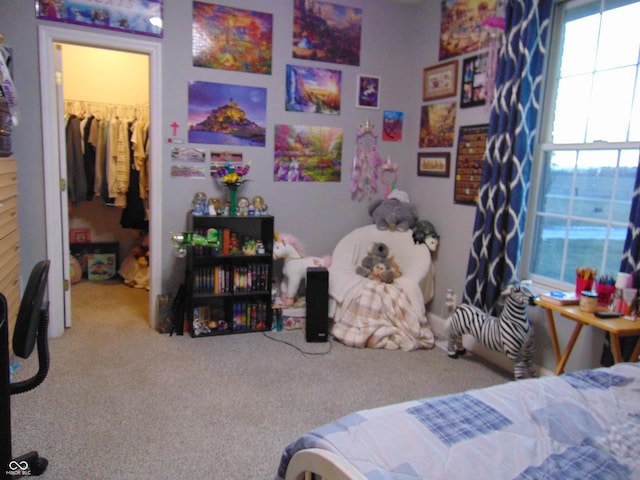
[331, 280, 434, 351]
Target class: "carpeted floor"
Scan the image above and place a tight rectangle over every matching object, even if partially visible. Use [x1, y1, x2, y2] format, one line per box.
[9, 280, 510, 479]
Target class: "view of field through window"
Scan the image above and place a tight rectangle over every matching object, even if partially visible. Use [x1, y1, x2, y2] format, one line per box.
[529, 0, 639, 284]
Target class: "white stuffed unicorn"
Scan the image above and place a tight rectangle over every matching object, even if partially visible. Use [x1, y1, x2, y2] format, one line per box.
[273, 233, 331, 306]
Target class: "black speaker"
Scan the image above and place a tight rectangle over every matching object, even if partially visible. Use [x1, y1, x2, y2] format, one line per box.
[306, 267, 329, 342]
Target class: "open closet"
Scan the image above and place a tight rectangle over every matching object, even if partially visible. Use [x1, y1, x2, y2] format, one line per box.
[59, 43, 151, 316]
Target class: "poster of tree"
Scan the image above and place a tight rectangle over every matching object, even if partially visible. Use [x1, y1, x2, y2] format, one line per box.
[274, 124, 343, 182]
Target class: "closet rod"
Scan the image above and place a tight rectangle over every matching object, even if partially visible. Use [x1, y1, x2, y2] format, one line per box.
[64, 99, 149, 107]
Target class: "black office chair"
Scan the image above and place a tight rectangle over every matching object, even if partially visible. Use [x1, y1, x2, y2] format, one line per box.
[1, 260, 51, 478]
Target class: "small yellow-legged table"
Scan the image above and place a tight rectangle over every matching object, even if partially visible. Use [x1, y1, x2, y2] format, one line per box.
[535, 298, 640, 375]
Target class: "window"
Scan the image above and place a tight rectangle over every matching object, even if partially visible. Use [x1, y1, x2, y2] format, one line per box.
[524, 0, 640, 286]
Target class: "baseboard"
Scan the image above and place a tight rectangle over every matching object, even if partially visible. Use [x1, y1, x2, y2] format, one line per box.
[428, 313, 553, 378]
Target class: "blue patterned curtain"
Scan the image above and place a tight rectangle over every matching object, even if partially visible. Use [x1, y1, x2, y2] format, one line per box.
[602, 161, 640, 364]
[463, 0, 552, 312]
[620, 164, 640, 277]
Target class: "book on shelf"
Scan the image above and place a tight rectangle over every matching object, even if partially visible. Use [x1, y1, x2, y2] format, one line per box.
[539, 290, 579, 305]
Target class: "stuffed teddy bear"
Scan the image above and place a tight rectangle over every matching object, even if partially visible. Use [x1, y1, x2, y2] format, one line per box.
[356, 242, 390, 278]
[368, 262, 395, 283]
[356, 242, 402, 282]
[368, 189, 418, 231]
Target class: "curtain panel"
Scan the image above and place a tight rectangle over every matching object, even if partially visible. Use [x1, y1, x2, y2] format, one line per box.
[463, 0, 553, 313]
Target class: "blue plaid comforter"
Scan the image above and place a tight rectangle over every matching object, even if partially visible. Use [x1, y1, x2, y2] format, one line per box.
[277, 363, 640, 479]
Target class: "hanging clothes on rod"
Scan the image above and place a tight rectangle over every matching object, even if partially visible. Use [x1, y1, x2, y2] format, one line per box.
[63, 100, 150, 230]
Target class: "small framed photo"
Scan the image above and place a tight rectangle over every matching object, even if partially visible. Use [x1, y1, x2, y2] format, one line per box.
[356, 74, 381, 109]
[417, 152, 450, 177]
[422, 60, 458, 101]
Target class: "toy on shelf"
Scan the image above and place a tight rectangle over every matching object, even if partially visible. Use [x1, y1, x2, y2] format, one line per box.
[192, 192, 208, 215]
[170, 228, 221, 257]
[273, 232, 332, 306]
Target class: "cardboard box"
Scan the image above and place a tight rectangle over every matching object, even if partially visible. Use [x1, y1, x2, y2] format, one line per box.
[87, 253, 117, 281]
[70, 242, 119, 278]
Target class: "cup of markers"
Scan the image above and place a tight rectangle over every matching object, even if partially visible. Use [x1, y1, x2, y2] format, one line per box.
[595, 275, 616, 307]
[575, 266, 597, 297]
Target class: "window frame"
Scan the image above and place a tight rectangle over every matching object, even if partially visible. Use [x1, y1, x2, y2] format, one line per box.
[520, 0, 640, 291]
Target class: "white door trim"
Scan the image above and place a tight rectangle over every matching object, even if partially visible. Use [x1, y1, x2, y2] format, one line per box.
[38, 25, 163, 337]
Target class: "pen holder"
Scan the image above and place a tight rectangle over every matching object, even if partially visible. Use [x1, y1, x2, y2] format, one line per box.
[595, 283, 616, 307]
[575, 277, 594, 297]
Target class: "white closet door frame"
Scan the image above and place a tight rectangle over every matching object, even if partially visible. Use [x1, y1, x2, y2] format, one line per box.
[53, 43, 72, 329]
[38, 25, 163, 337]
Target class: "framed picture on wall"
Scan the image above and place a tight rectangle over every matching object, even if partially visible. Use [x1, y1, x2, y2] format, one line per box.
[417, 152, 450, 177]
[36, 0, 164, 38]
[422, 61, 458, 101]
[356, 75, 381, 109]
[460, 53, 488, 108]
[454, 124, 489, 205]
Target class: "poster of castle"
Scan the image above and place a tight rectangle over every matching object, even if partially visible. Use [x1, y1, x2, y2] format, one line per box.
[274, 124, 343, 182]
[192, 2, 273, 74]
[188, 81, 267, 147]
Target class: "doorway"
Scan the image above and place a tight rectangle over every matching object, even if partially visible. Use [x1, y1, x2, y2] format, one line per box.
[61, 42, 150, 321]
[38, 25, 163, 337]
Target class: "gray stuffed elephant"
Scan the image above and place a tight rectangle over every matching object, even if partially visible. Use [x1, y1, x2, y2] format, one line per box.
[368, 189, 418, 231]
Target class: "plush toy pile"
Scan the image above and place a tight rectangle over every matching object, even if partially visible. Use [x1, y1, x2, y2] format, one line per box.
[119, 232, 150, 290]
[356, 242, 401, 283]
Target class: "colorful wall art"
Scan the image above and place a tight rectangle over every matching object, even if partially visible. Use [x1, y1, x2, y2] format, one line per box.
[274, 124, 343, 182]
[356, 75, 380, 109]
[439, 0, 499, 60]
[36, 0, 163, 37]
[292, 0, 362, 66]
[192, 2, 273, 74]
[188, 81, 267, 147]
[419, 101, 456, 148]
[285, 65, 341, 115]
[382, 111, 403, 141]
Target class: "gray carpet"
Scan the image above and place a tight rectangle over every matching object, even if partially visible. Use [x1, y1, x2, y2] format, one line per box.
[10, 280, 510, 479]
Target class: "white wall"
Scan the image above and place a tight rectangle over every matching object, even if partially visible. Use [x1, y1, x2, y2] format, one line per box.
[0, 0, 605, 374]
[60, 44, 149, 105]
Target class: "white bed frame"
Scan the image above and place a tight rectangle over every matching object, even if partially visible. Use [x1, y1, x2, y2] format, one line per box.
[285, 448, 367, 480]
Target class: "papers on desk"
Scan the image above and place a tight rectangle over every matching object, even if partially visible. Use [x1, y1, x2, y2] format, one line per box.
[540, 291, 579, 305]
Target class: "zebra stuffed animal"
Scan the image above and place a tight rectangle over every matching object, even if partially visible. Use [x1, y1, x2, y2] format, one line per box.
[447, 282, 537, 380]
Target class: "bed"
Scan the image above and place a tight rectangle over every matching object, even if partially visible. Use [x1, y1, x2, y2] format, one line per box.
[277, 362, 640, 480]
[328, 224, 436, 351]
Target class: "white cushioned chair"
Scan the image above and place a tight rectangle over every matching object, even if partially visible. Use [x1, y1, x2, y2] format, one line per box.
[328, 224, 435, 351]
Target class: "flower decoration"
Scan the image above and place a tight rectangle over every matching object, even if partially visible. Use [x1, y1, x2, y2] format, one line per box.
[212, 161, 251, 188]
[212, 160, 252, 216]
